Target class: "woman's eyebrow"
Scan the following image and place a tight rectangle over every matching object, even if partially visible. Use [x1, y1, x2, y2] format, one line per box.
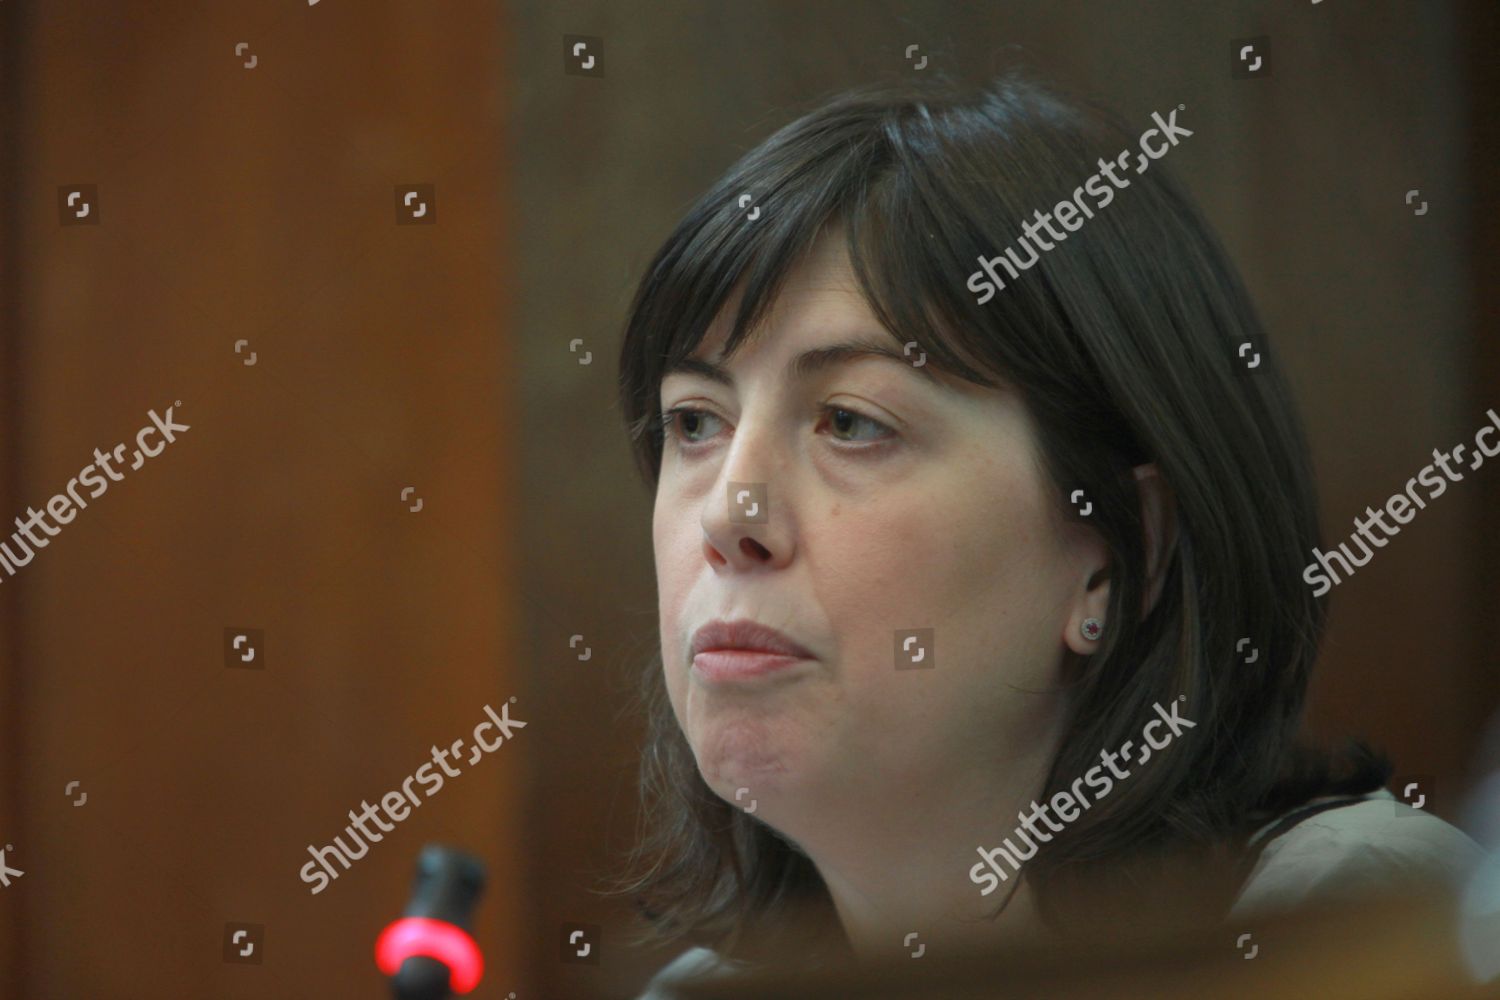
[664, 336, 946, 389]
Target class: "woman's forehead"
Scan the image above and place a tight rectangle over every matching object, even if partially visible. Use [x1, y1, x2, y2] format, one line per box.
[690, 248, 874, 364]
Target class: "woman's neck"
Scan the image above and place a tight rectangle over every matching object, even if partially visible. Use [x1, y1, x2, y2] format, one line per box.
[781, 761, 1062, 963]
[822, 852, 1050, 963]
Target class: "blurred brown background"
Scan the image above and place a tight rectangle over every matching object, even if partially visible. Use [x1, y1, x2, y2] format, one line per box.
[0, 1, 1496, 998]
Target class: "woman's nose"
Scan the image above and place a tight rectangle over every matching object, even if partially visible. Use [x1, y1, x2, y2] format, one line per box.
[698, 432, 795, 571]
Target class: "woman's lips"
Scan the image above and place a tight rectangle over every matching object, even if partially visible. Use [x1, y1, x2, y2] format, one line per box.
[691, 650, 811, 683]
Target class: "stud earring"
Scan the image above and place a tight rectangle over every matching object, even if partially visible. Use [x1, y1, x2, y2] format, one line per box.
[1080, 617, 1104, 641]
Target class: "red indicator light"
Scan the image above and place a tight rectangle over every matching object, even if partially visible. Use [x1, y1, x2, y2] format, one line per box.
[375, 916, 483, 994]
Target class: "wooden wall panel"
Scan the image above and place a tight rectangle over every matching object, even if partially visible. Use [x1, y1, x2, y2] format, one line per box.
[1, 0, 23, 990]
[1462, 0, 1500, 739]
[2, 2, 520, 998]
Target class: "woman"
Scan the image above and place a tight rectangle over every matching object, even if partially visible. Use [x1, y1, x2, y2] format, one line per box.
[609, 71, 1485, 995]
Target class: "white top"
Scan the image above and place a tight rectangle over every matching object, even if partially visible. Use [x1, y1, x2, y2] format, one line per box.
[1229, 787, 1486, 918]
[634, 788, 1488, 998]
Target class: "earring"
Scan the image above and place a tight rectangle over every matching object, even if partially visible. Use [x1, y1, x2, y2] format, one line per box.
[1080, 617, 1104, 641]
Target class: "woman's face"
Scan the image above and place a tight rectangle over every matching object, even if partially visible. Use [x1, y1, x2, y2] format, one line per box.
[651, 231, 1104, 836]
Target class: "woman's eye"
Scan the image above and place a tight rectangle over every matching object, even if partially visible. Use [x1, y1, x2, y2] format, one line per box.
[659, 404, 895, 450]
[819, 405, 894, 444]
[660, 406, 724, 445]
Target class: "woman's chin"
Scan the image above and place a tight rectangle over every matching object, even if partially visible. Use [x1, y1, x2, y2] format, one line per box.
[690, 715, 812, 795]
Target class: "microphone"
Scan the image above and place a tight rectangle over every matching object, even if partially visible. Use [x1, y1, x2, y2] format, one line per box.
[376, 843, 487, 999]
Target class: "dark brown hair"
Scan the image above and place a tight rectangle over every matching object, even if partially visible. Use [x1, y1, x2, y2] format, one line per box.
[610, 69, 1389, 960]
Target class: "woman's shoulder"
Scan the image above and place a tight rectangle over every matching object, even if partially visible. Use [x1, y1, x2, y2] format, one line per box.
[635, 945, 741, 999]
[631, 791, 1486, 993]
[1229, 787, 1488, 919]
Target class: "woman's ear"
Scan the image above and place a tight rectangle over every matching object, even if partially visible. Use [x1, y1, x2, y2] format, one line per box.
[1063, 533, 1112, 658]
[1134, 463, 1178, 617]
[1062, 465, 1177, 656]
